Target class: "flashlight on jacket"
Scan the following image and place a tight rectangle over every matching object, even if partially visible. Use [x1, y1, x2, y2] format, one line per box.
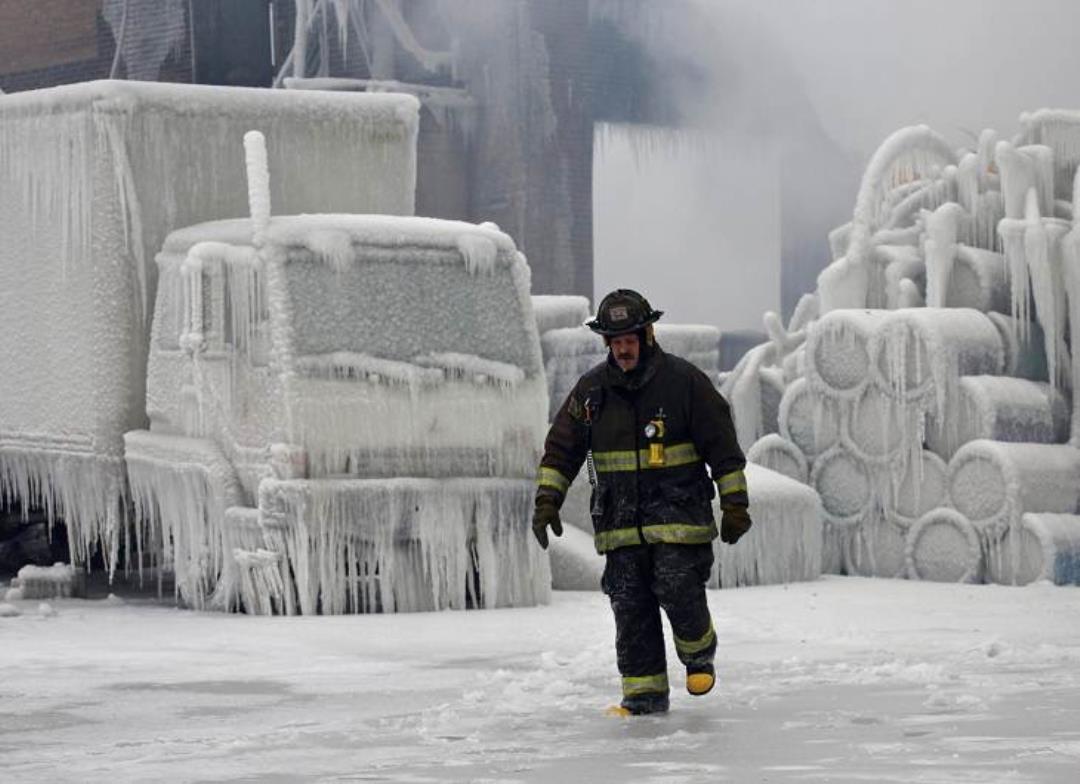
[644, 415, 666, 467]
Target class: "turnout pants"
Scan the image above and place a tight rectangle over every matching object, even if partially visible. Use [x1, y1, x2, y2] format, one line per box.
[601, 542, 717, 703]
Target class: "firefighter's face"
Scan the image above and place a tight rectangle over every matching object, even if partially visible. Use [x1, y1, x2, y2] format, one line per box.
[610, 332, 640, 372]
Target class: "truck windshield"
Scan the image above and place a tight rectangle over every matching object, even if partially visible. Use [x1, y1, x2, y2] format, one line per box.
[282, 247, 538, 375]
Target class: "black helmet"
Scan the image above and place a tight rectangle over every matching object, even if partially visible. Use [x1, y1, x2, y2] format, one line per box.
[585, 289, 663, 336]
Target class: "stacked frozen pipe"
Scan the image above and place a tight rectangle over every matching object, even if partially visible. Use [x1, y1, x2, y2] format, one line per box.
[728, 111, 1080, 584]
[816, 125, 958, 312]
[946, 440, 1080, 584]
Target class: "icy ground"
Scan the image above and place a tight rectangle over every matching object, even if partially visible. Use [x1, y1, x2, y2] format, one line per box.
[2, 578, 1079, 783]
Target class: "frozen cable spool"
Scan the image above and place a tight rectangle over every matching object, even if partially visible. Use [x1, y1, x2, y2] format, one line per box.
[845, 514, 909, 579]
[746, 433, 809, 485]
[243, 130, 271, 244]
[945, 376, 1069, 450]
[870, 308, 1003, 452]
[805, 309, 891, 400]
[888, 450, 949, 528]
[778, 376, 842, 458]
[530, 294, 591, 335]
[947, 440, 1080, 533]
[906, 508, 983, 583]
[810, 443, 871, 529]
[710, 463, 822, 588]
[986, 513, 1080, 586]
[944, 246, 1010, 313]
[986, 312, 1048, 382]
[844, 384, 920, 466]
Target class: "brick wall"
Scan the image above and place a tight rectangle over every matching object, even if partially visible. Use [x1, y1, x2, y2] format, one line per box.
[0, 0, 192, 93]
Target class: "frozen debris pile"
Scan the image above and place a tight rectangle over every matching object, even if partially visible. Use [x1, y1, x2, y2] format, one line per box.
[727, 108, 1080, 585]
[713, 464, 822, 588]
[12, 562, 84, 599]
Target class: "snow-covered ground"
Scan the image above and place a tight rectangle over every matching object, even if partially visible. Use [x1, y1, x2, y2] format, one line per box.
[2, 577, 1079, 783]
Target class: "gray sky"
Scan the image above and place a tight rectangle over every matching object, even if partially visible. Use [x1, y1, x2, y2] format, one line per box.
[593, 0, 1080, 333]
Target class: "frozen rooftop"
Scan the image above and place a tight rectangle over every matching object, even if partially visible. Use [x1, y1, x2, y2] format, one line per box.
[161, 214, 518, 259]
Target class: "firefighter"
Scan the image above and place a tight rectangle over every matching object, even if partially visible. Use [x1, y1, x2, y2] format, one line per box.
[532, 288, 751, 716]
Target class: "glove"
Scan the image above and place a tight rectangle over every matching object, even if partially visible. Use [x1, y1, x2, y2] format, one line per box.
[532, 497, 563, 549]
[720, 507, 752, 545]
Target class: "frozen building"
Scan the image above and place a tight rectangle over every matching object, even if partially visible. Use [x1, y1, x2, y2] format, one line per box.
[725, 113, 1080, 587]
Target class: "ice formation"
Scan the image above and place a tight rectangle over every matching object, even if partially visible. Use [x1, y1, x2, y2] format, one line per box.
[712, 464, 822, 589]
[130, 211, 551, 613]
[12, 562, 83, 600]
[906, 508, 983, 583]
[256, 478, 549, 614]
[546, 522, 606, 591]
[986, 513, 1080, 586]
[721, 107, 1080, 586]
[746, 433, 809, 484]
[531, 294, 591, 335]
[0, 81, 419, 575]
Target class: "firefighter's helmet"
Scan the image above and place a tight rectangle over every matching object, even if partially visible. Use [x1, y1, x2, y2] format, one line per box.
[585, 289, 663, 336]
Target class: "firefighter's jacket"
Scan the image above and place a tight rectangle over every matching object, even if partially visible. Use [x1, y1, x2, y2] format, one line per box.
[536, 344, 748, 553]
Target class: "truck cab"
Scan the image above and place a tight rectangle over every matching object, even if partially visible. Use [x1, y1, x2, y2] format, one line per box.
[126, 214, 551, 613]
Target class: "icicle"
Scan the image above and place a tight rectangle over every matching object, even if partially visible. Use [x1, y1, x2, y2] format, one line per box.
[1022, 188, 1070, 389]
[1019, 144, 1056, 217]
[713, 464, 822, 587]
[258, 477, 549, 614]
[456, 234, 498, 275]
[124, 431, 245, 609]
[1061, 223, 1080, 444]
[924, 202, 966, 308]
[0, 450, 125, 577]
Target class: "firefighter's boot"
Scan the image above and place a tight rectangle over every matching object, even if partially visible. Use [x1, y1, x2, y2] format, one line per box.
[686, 664, 715, 696]
[607, 692, 670, 717]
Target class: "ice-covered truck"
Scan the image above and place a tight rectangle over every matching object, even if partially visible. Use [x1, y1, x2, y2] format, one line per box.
[0, 81, 549, 612]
